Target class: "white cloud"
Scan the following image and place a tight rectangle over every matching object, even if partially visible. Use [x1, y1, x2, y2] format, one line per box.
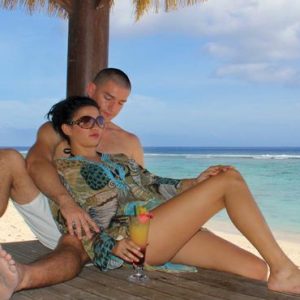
[111, 0, 300, 84]
[216, 63, 299, 84]
[0, 97, 61, 146]
[111, 0, 300, 40]
[0, 98, 56, 128]
[204, 43, 235, 59]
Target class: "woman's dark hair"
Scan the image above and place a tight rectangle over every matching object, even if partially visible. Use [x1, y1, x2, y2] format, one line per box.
[47, 96, 99, 141]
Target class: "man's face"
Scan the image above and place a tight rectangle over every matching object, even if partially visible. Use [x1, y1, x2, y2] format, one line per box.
[89, 80, 130, 122]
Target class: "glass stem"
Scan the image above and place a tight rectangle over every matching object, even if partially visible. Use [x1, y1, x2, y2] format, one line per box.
[135, 264, 144, 277]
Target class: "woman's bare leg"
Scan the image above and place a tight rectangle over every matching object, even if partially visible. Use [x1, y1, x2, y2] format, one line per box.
[170, 230, 268, 281]
[146, 169, 300, 294]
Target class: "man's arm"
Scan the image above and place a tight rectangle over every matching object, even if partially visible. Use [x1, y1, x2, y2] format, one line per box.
[27, 122, 70, 204]
[26, 122, 99, 239]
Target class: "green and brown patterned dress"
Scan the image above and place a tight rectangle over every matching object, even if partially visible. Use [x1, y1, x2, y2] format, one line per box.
[50, 153, 183, 271]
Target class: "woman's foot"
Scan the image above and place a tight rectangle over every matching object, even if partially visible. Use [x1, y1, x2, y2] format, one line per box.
[0, 245, 19, 300]
[268, 264, 300, 294]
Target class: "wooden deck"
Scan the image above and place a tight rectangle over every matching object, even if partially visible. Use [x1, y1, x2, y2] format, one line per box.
[2, 240, 300, 300]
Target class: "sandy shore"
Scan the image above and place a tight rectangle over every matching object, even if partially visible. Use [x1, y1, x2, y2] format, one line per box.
[205, 219, 300, 267]
[0, 202, 36, 243]
[1, 202, 299, 266]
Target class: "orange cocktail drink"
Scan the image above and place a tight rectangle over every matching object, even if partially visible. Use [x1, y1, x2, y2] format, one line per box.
[129, 215, 150, 266]
[128, 206, 152, 283]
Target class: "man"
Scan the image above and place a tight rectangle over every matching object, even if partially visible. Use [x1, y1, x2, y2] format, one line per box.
[0, 68, 144, 299]
[27, 68, 144, 240]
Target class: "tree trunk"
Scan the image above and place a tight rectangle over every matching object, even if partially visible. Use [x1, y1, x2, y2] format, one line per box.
[67, 0, 110, 97]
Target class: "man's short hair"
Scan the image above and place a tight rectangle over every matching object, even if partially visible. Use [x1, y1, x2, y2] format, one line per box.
[93, 68, 131, 90]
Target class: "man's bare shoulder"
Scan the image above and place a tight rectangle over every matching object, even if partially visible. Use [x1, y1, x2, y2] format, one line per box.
[27, 122, 62, 162]
[108, 122, 139, 140]
[39, 121, 54, 132]
[36, 122, 61, 146]
[104, 122, 144, 166]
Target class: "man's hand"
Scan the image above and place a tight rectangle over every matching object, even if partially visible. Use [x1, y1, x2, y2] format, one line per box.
[59, 199, 100, 239]
[196, 165, 235, 184]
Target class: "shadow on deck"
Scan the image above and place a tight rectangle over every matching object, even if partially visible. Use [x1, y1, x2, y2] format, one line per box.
[2, 240, 300, 300]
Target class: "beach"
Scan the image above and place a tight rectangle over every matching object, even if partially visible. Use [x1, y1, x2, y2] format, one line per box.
[1, 146, 299, 268]
[205, 219, 300, 267]
[1, 201, 299, 267]
[0, 202, 35, 243]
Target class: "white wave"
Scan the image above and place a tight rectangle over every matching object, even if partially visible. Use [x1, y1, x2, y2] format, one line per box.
[18, 150, 300, 160]
[145, 153, 185, 157]
[145, 153, 300, 160]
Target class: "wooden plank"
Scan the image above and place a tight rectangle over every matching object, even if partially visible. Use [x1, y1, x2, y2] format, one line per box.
[2, 240, 51, 264]
[182, 268, 300, 300]
[11, 294, 32, 300]
[107, 268, 263, 300]
[4, 241, 300, 300]
[13, 288, 67, 300]
[78, 267, 182, 300]
[64, 276, 145, 300]
[46, 282, 107, 300]
[12, 280, 110, 300]
[90, 267, 221, 300]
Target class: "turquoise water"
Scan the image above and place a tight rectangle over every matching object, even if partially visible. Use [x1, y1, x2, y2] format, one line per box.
[144, 147, 300, 235]
[5, 146, 300, 235]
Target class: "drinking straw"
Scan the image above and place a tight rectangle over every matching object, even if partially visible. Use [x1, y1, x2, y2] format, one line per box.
[134, 204, 138, 216]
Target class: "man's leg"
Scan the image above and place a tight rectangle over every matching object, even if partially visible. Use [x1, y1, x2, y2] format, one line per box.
[0, 149, 39, 216]
[0, 149, 61, 249]
[0, 244, 18, 300]
[0, 234, 89, 299]
[0, 149, 89, 298]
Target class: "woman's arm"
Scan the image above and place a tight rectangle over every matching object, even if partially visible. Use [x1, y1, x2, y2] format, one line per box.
[140, 164, 235, 197]
[179, 165, 235, 192]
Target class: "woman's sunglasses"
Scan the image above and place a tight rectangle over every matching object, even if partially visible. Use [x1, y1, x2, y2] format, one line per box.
[68, 115, 105, 129]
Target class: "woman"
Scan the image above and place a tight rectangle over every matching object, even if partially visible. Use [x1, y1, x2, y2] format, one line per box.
[48, 96, 300, 294]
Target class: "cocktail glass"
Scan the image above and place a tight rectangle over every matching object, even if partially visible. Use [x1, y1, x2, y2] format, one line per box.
[128, 214, 150, 283]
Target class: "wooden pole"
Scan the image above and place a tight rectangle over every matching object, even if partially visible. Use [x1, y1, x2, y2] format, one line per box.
[67, 0, 110, 97]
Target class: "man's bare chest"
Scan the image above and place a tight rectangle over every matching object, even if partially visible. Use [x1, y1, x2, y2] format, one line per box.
[97, 131, 131, 157]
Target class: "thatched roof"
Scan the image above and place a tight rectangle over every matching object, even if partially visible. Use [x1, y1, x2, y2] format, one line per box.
[0, 0, 70, 17]
[0, 0, 205, 20]
[133, 0, 205, 20]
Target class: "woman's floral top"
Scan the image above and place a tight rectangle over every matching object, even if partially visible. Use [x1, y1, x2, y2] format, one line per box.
[50, 153, 182, 271]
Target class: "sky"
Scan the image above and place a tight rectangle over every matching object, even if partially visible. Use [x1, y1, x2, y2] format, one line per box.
[0, 0, 300, 147]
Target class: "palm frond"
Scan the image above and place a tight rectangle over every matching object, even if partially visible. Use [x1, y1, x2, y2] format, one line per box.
[134, 0, 206, 21]
[0, 0, 204, 20]
[0, 0, 69, 17]
[0, 0, 115, 18]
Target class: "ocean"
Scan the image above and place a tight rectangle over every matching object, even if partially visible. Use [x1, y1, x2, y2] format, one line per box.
[144, 147, 300, 236]
[8, 146, 300, 236]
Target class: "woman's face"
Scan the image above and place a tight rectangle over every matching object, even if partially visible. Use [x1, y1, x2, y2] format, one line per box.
[64, 106, 103, 148]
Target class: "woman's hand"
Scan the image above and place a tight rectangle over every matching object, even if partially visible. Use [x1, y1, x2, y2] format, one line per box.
[112, 238, 144, 263]
[196, 165, 235, 184]
[59, 199, 100, 240]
